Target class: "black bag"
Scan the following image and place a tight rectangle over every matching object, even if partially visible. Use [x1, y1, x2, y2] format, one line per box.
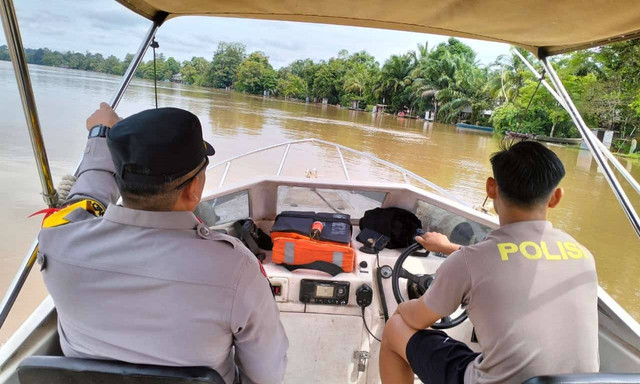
[271, 211, 352, 244]
[358, 207, 422, 249]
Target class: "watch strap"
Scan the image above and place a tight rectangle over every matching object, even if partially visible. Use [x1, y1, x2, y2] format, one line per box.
[88, 124, 110, 138]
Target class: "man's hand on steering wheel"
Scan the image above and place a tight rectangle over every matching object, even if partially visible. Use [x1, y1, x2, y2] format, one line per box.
[415, 232, 461, 256]
[392, 240, 468, 329]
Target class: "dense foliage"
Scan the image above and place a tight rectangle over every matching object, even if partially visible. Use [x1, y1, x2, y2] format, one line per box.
[3, 38, 640, 140]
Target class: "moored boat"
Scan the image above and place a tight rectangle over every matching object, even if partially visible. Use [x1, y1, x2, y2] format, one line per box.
[456, 123, 494, 133]
[536, 135, 583, 145]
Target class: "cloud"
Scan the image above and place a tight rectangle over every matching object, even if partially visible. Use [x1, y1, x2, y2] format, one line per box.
[20, 9, 71, 25]
[259, 38, 304, 52]
[85, 9, 147, 31]
[1, 0, 510, 68]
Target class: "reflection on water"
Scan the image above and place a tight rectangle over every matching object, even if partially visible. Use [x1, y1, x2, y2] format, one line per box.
[576, 149, 594, 172]
[1, 61, 640, 343]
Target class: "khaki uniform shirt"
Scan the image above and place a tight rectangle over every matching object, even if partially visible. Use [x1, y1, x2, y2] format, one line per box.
[424, 221, 599, 384]
[38, 137, 288, 384]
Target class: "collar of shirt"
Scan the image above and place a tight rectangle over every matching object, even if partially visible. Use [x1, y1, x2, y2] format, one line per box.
[103, 204, 200, 230]
[489, 220, 553, 237]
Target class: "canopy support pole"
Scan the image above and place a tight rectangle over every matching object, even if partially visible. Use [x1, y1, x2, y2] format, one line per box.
[0, 0, 58, 208]
[541, 57, 640, 238]
[110, 14, 166, 109]
[0, 0, 58, 331]
[0, 11, 165, 331]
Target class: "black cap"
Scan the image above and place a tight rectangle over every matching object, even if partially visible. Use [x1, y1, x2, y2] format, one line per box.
[107, 107, 215, 185]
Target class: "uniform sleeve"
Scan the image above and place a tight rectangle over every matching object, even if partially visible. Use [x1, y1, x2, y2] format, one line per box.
[65, 137, 119, 207]
[422, 248, 472, 317]
[231, 256, 289, 384]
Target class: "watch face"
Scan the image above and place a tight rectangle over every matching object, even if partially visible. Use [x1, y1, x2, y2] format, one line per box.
[89, 125, 108, 138]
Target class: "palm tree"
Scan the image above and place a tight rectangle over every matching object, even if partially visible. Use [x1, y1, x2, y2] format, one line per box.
[437, 62, 492, 123]
[376, 54, 416, 112]
[343, 63, 368, 108]
[487, 47, 531, 103]
[408, 77, 439, 119]
[407, 49, 460, 120]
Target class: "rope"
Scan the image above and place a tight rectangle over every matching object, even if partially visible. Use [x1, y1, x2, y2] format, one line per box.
[55, 174, 77, 206]
[151, 38, 159, 108]
[524, 69, 546, 114]
[514, 69, 545, 133]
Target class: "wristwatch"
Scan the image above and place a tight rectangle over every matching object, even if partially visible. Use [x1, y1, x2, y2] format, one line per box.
[88, 124, 110, 138]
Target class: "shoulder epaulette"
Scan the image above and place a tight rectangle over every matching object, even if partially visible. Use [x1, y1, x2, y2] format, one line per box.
[42, 199, 105, 228]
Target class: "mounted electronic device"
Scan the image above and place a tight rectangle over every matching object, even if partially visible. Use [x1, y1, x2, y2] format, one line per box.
[299, 279, 350, 306]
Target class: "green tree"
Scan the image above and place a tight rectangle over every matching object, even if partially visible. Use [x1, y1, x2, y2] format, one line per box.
[235, 52, 277, 94]
[436, 61, 491, 124]
[487, 47, 532, 103]
[341, 51, 379, 107]
[312, 63, 335, 101]
[277, 73, 308, 99]
[207, 42, 246, 88]
[328, 56, 348, 104]
[164, 57, 181, 79]
[309, 55, 350, 104]
[42, 50, 65, 67]
[181, 62, 197, 84]
[343, 63, 370, 107]
[284, 59, 318, 93]
[28, 48, 47, 65]
[431, 37, 476, 64]
[86, 52, 105, 73]
[103, 55, 123, 75]
[179, 56, 211, 85]
[0, 45, 9, 61]
[407, 42, 438, 116]
[598, 40, 640, 92]
[377, 54, 416, 112]
[121, 53, 134, 73]
[591, 40, 640, 136]
[66, 51, 89, 70]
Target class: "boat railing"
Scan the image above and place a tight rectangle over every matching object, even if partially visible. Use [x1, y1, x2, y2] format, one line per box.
[207, 138, 469, 207]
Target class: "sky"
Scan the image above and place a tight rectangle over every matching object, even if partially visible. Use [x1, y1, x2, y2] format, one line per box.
[1, 0, 512, 69]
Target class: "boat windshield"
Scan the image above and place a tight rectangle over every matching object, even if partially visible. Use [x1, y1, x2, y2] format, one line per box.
[197, 190, 249, 226]
[415, 199, 492, 246]
[277, 186, 386, 219]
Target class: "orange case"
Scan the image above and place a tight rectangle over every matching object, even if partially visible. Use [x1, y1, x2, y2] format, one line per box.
[271, 231, 355, 273]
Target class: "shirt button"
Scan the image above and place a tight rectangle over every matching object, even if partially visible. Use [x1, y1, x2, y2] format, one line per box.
[196, 223, 211, 238]
[36, 252, 47, 271]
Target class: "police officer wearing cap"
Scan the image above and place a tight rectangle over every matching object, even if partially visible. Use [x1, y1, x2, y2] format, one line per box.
[38, 103, 288, 384]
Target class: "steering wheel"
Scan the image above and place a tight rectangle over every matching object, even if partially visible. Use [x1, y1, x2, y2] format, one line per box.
[391, 242, 468, 329]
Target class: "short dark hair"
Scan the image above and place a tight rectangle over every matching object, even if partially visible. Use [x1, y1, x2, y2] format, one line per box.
[490, 140, 565, 207]
[116, 164, 191, 211]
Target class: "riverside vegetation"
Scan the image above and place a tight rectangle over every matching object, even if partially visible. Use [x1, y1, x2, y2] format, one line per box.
[2, 38, 640, 146]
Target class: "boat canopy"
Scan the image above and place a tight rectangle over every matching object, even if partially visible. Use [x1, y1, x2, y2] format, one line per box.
[114, 0, 640, 57]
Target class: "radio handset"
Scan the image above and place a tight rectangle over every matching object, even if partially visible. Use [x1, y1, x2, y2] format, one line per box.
[356, 284, 373, 308]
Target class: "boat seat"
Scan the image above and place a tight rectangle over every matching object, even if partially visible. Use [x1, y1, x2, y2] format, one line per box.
[17, 356, 225, 384]
[523, 373, 640, 383]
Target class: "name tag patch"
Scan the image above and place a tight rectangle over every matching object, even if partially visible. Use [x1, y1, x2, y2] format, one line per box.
[497, 241, 587, 261]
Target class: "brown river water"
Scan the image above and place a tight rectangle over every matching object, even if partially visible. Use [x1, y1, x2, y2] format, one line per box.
[1, 61, 640, 343]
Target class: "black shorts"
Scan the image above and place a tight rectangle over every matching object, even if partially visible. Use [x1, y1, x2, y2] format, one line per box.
[406, 330, 480, 384]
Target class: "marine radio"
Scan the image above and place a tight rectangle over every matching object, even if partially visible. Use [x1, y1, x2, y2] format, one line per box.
[299, 279, 350, 305]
